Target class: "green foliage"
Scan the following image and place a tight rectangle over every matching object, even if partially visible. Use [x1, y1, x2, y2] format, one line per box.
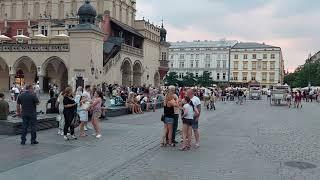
[196, 71, 214, 87]
[284, 61, 320, 88]
[164, 72, 179, 86]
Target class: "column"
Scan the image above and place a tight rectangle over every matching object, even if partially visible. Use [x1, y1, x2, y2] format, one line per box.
[9, 74, 15, 88]
[38, 75, 43, 93]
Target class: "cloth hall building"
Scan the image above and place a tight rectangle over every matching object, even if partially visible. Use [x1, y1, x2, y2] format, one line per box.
[0, 0, 169, 91]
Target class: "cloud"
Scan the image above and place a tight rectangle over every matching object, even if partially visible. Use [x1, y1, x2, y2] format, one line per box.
[136, 0, 320, 71]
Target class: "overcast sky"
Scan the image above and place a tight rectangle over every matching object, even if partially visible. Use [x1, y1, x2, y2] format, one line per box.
[136, 0, 320, 72]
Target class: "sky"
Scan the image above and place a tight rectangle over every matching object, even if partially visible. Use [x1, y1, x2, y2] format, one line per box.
[136, 0, 320, 72]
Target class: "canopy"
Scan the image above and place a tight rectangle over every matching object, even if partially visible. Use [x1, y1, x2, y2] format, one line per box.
[13, 34, 30, 39]
[34, 34, 47, 38]
[0, 35, 11, 41]
[54, 34, 69, 38]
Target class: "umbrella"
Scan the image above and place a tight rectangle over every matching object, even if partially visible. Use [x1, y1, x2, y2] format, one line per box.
[13, 34, 30, 40]
[34, 34, 47, 38]
[54, 34, 69, 38]
[0, 35, 12, 41]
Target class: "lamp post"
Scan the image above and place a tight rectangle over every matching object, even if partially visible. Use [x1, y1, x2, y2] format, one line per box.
[308, 53, 311, 89]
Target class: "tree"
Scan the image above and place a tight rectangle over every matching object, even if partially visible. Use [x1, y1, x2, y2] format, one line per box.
[181, 72, 196, 87]
[164, 72, 179, 86]
[197, 71, 214, 87]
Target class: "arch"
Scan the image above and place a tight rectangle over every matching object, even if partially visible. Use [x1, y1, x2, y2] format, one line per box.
[154, 71, 160, 87]
[42, 56, 68, 92]
[0, 57, 9, 91]
[133, 60, 142, 86]
[13, 56, 37, 87]
[121, 58, 132, 86]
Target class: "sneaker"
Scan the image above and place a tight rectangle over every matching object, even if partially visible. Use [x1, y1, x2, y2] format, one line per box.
[31, 141, 39, 145]
[92, 133, 97, 136]
[96, 134, 102, 139]
[64, 136, 69, 141]
[195, 143, 200, 149]
[84, 126, 88, 131]
[71, 135, 77, 140]
[86, 125, 93, 130]
[20, 141, 26, 145]
[57, 130, 61, 135]
[67, 133, 71, 136]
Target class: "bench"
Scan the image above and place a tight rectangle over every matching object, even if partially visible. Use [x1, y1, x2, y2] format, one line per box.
[0, 114, 57, 135]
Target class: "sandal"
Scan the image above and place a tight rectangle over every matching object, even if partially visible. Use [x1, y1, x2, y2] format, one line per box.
[179, 146, 188, 151]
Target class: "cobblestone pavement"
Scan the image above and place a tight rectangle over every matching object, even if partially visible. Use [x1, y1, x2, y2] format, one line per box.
[0, 97, 320, 180]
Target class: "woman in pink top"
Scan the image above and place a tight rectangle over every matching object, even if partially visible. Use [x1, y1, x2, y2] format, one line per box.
[90, 91, 103, 138]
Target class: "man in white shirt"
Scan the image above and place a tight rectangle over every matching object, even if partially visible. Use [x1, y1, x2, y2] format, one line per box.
[267, 89, 271, 101]
[187, 89, 201, 148]
[13, 85, 20, 101]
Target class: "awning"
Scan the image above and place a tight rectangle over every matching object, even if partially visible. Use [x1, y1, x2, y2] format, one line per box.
[103, 36, 123, 54]
[110, 18, 144, 38]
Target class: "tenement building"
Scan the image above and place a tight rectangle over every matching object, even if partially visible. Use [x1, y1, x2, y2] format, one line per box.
[0, 0, 169, 91]
[168, 40, 238, 82]
[230, 42, 284, 88]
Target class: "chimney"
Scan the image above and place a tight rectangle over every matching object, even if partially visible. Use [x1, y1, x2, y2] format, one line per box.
[101, 10, 111, 41]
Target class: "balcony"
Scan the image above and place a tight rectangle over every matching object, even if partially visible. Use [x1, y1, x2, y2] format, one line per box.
[121, 44, 143, 58]
[0, 44, 70, 52]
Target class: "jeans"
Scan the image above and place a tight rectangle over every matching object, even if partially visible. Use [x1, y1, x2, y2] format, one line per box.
[21, 114, 37, 143]
[172, 114, 179, 142]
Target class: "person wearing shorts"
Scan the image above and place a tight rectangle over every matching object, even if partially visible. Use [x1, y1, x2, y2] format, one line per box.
[187, 89, 201, 148]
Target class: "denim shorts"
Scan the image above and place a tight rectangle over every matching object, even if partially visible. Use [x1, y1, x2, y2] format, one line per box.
[192, 118, 199, 129]
[164, 117, 174, 124]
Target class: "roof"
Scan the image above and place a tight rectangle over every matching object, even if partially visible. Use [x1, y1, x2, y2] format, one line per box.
[232, 42, 279, 49]
[103, 36, 124, 54]
[169, 40, 238, 48]
[78, 0, 97, 17]
[69, 23, 102, 32]
[110, 18, 144, 38]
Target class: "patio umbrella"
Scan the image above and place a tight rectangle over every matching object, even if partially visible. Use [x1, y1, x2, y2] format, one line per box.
[0, 34, 12, 41]
[13, 34, 30, 40]
[34, 34, 47, 39]
[54, 34, 69, 38]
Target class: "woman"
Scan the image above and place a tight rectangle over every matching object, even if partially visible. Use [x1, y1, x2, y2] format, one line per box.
[161, 92, 177, 147]
[56, 90, 65, 135]
[63, 87, 77, 140]
[133, 93, 143, 114]
[90, 91, 103, 138]
[126, 92, 136, 114]
[180, 96, 199, 151]
[286, 91, 292, 108]
[78, 95, 90, 137]
[296, 90, 302, 108]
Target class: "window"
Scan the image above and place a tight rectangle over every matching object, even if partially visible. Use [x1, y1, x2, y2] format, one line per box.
[0, 4, 5, 19]
[271, 54, 275, 59]
[170, 61, 173, 68]
[262, 61, 267, 70]
[270, 61, 275, 70]
[217, 73, 220, 80]
[179, 54, 185, 60]
[242, 73, 248, 81]
[251, 73, 256, 81]
[195, 73, 199, 77]
[46, 1, 52, 16]
[223, 61, 227, 69]
[11, 3, 16, 19]
[233, 61, 239, 70]
[233, 73, 238, 81]
[58, 1, 65, 19]
[195, 60, 199, 68]
[190, 54, 194, 59]
[252, 62, 257, 70]
[217, 54, 221, 60]
[244, 54, 248, 59]
[258, 61, 262, 69]
[205, 60, 210, 68]
[243, 61, 248, 70]
[170, 55, 174, 59]
[179, 61, 185, 68]
[179, 73, 184, 79]
[41, 26, 48, 36]
[23, 2, 28, 18]
[223, 73, 226, 80]
[162, 52, 167, 61]
[190, 60, 194, 68]
[195, 54, 199, 59]
[234, 54, 238, 59]
[17, 29, 23, 35]
[34, 2, 40, 18]
[205, 54, 211, 60]
[223, 54, 227, 59]
[252, 54, 257, 59]
[269, 73, 275, 81]
[262, 72, 267, 81]
[263, 54, 267, 59]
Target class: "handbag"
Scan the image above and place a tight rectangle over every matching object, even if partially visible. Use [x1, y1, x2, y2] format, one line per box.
[71, 113, 81, 128]
[161, 114, 165, 122]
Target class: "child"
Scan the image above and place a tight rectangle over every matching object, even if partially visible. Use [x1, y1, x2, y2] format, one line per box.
[78, 96, 90, 137]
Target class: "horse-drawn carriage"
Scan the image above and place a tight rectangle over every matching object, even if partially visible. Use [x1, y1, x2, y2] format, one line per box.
[270, 84, 290, 105]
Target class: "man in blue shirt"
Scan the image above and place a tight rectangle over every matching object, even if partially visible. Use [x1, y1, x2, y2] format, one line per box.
[17, 85, 40, 145]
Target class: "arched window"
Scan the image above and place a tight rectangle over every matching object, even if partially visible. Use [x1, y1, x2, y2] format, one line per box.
[46, 1, 52, 17]
[34, 2, 40, 18]
[11, 3, 16, 19]
[58, 1, 64, 19]
[22, 1, 28, 18]
[71, 0, 77, 16]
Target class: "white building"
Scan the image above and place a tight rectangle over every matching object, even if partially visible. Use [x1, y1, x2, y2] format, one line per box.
[168, 40, 238, 82]
[230, 42, 284, 88]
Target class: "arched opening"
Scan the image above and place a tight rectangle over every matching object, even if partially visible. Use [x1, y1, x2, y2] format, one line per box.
[14, 57, 37, 87]
[154, 71, 160, 87]
[133, 61, 142, 86]
[0, 57, 9, 91]
[43, 57, 68, 92]
[121, 59, 132, 86]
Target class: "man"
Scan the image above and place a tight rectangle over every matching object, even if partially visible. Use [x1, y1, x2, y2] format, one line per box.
[17, 85, 40, 145]
[267, 89, 271, 101]
[13, 85, 20, 101]
[187, 89, 201, 148]
[0, 93, 9, 120]
[203, 88, 210, 108]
